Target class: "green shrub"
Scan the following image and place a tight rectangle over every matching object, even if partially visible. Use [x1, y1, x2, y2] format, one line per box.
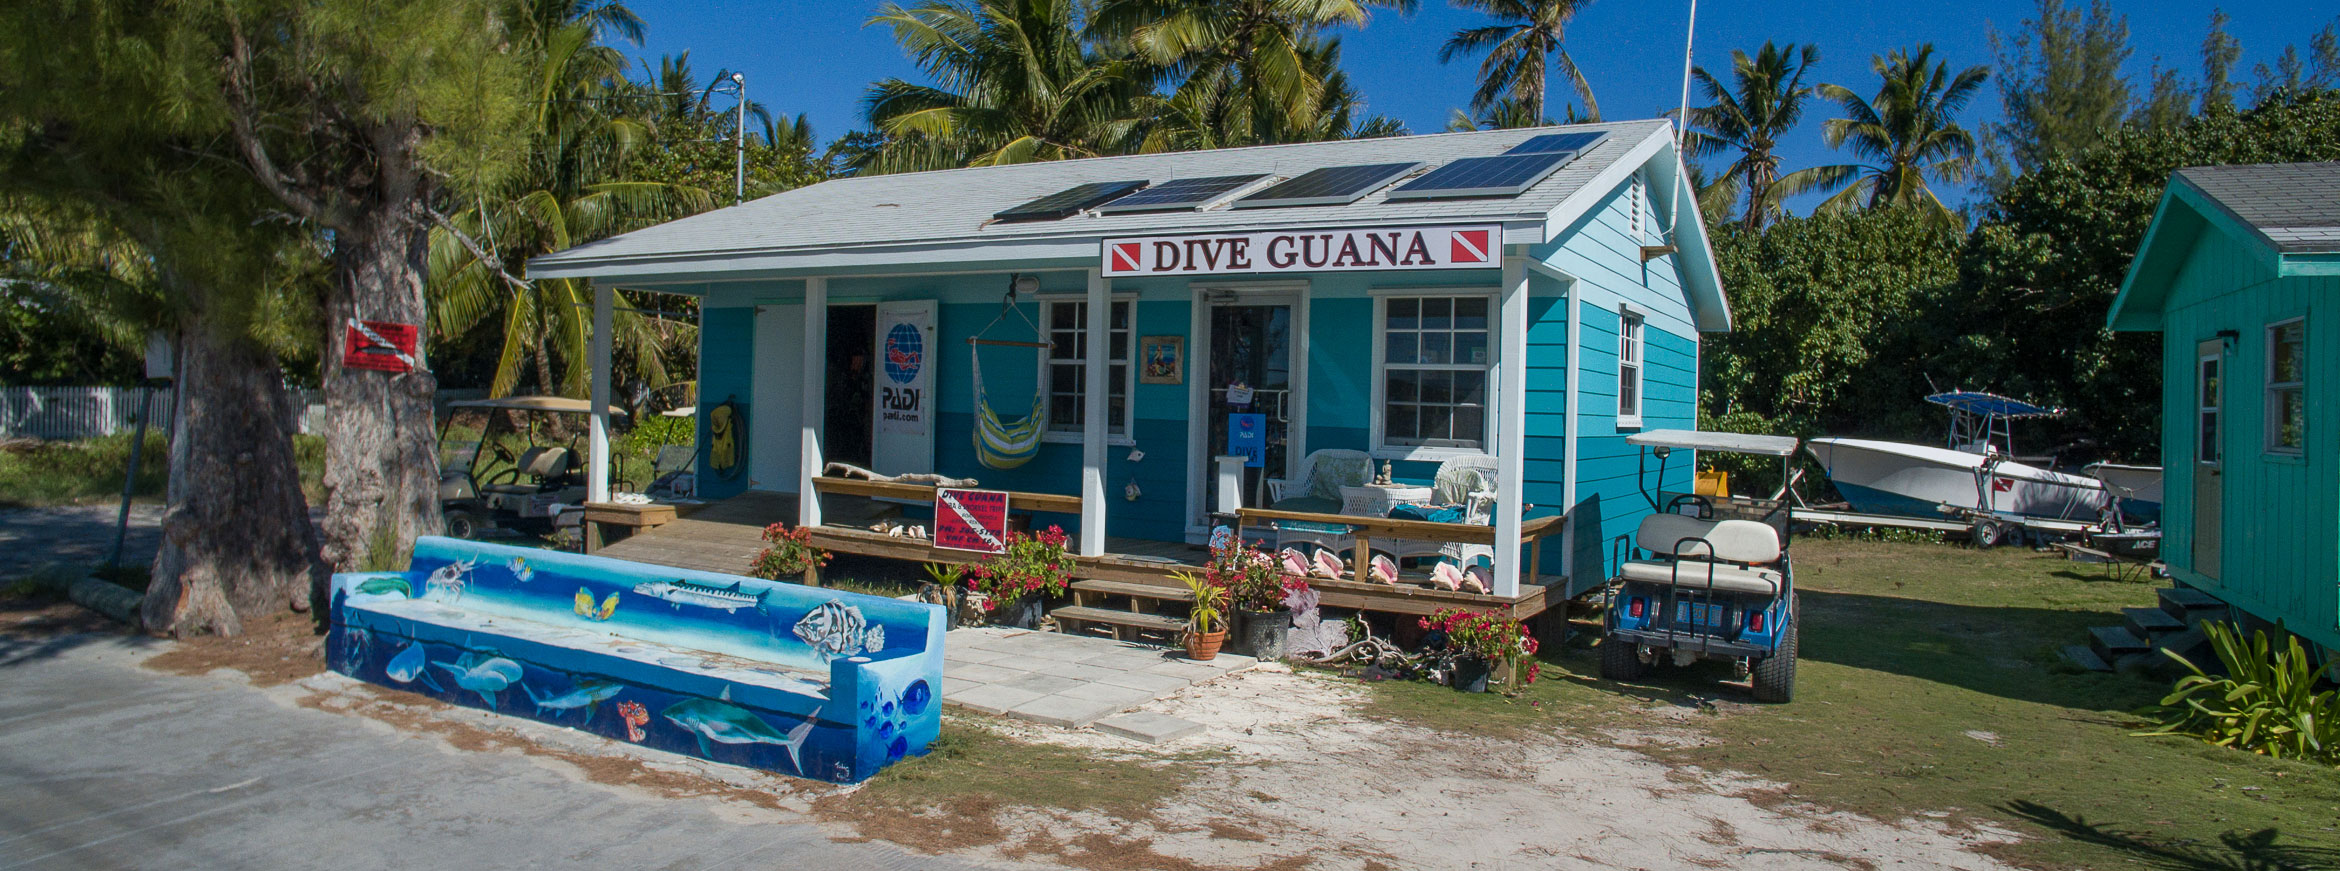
[2136, 621, 2340, 764]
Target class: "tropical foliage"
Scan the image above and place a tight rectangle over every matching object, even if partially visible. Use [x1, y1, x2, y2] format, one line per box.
[1682, 42, 1833, 229]
[2137, 621, 2340, 765]
[1439, 0, 1600, 125]
[1806, 45, 1991, 220]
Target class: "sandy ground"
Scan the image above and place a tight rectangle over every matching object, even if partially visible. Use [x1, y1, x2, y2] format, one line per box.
[956, 664, 2025, 871]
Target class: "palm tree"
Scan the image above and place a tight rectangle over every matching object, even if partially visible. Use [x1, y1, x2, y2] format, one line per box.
[1681, 42, 1836, 230]
[1439, 0, 1600, 125]
[1090, 0, 1414, 144]
[429, 16, 716, 399]
[861, 0, 1150, 171]
[1139, 34, 1397, 149]
[1808, 45, 1989, 218]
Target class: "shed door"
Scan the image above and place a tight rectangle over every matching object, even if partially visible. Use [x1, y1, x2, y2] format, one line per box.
[750, 305, 806, 492]
[2193, 339, 2224, 581]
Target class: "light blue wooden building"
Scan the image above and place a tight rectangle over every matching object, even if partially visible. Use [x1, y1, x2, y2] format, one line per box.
[2110, 161, 2340, 655]
[532, 121, 1730, 617]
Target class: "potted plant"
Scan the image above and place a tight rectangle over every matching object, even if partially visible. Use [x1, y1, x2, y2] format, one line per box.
[1177, 571, 1228, 660]
[747, 522, 831, 585]
[1205, 537, 1310, 660]
[921, 562, 969, 628]
[1422, 607, 1542, 693]
[962, 526, 1075, 629]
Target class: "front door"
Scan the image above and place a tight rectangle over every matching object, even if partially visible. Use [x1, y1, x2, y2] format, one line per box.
[2193, 339, 2224, 582]
[1202, 298, 1295, 515]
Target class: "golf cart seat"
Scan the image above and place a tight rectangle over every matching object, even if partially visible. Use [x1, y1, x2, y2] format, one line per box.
[482, 446, 574, 495]
[1618, 513, 1784, 596]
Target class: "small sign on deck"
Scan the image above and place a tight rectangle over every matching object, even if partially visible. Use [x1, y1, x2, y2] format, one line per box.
[342, 319, 420, 374]
[933, 488, 1010, 554]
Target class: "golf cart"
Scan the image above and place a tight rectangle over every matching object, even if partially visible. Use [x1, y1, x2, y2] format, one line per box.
[436, 396, 628, 541]
[1600, 429, 1803, 702]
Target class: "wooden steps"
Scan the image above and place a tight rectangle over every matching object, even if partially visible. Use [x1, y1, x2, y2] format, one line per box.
[1059, 578, 1189, 641]
[1050, 606, 1186, 635]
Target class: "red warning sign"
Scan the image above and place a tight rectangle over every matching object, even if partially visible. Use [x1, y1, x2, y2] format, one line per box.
[342, 319, 419, 374]
[933, 488, 1010, 554]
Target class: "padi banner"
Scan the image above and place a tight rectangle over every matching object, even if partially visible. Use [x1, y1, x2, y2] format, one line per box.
[1101, 224, 1501, 277]
[872, 300, 936, 475]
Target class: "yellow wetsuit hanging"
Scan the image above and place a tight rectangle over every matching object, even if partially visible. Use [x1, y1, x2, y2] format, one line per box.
[708, 399, 741, 478]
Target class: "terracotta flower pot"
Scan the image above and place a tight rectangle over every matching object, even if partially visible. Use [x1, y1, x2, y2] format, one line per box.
[1185, 628, 1227, 661]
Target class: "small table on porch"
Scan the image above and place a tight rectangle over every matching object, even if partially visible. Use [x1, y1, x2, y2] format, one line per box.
[1340, 484, 1433, 518]
[580, 501, 679, 554]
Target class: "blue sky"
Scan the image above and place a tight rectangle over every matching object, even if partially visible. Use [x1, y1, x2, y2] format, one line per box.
[623, 1, 2329, 210]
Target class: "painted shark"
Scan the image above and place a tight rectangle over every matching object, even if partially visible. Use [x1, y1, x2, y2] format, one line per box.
[630, 579, 767, 614]
[661, 697, 822, 773]
[522, 678, 625, 719]
[433, 652, 524, 708]
[384, 642, 444, 692]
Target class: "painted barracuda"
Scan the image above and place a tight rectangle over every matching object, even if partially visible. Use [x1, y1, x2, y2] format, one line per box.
[523, 678, 625, 719]
[385, 642, 444, 692]
[631, 579, 767, 614]
[792, 599, 885, 659]
[434, 652, 524, 708]
[662, 696, 822, 773]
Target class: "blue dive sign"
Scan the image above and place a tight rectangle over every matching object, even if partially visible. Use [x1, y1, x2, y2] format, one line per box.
[1228, 413, 1266, 468]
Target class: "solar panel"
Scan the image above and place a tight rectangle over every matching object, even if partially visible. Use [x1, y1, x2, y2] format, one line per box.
[1384, 152, 1574, 200]
[1095, 174, 1268, 214]
[1231, 162, 1423, 209]
[1505, 131, 1608, 155]
[993, 180, 1149, 221]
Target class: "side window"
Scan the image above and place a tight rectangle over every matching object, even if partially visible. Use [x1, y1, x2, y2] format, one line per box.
[1617, 309, 1644, 428]
[2198, 353, 2221, 465]
[2267, 318, 2305, 454]
[1041, 299, 1132, 437]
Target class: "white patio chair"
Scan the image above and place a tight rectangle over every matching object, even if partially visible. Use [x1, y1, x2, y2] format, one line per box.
[1266, 449, 1372, 558]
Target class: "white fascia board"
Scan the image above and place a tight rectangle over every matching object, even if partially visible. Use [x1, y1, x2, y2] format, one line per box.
[1537, 127, 1732, 333]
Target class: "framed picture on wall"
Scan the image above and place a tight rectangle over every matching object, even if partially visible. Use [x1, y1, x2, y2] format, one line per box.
[1140, 335, 1184, 385]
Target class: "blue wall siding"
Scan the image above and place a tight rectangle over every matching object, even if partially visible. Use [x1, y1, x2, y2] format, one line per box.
[697, 305, 757, 501]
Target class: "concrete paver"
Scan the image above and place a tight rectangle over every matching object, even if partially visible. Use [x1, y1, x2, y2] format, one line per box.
[1094, 712, 1206, 745]
[938, 626, 1255, 729]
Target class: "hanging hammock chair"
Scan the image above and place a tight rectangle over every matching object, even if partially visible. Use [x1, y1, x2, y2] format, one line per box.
[970, 277, 1051, 469]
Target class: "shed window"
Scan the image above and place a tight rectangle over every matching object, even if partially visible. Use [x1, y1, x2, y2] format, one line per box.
[2267, 318, 2305, 454]
[1617, 309, 1645, 429]
[1041, 299, 1132, 439]
[2197, 354, 2221, 465]
[1378, 295, 1492, 450]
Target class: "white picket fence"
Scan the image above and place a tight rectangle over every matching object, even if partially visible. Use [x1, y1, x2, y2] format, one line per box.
[0, 386, 177, 440]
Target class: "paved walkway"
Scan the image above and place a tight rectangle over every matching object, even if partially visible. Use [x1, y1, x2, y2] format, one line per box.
[940, 627, 1254, 728]
[0, 635, 1007, 871]
[0, 505, 161, 580]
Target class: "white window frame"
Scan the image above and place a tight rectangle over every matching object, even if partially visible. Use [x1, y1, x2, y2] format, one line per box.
[1617, 306, 1645, 430]
[1370, 288, 1498, 458]
[2197, 351, 2221, 466]
[1038, 294, 1137, 445]
[2266, 316, 2305, 456]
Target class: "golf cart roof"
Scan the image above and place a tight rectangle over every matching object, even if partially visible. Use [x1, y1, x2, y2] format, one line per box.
[1627, 429, 1801, 457]
[446, 396, 627, 416]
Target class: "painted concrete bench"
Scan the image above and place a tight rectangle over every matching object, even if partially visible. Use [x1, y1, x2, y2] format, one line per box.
[325, 536, 943, 784]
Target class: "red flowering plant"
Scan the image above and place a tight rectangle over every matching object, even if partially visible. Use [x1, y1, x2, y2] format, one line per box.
[747, 522, 831, 580]
[962, 525, 1076, 612]
[1421, 607, 1542, 688]
[1202, 536, 1311, 613]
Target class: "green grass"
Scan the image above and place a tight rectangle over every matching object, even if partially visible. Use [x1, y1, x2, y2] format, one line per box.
[844, 714, 1199, 814]
[1354, 539, 2340, 870]
[0, 433, 326, 508]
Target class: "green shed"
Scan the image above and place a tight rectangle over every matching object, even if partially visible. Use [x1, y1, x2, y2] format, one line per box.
[2109, 161, 2340, 656]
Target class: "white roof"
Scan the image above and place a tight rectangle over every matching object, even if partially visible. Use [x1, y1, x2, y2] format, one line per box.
[1629, 429, 1801, 457]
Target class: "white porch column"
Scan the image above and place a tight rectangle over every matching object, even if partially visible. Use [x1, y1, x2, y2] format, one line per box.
[587, 283, 614, 503]
[799, 277, 828, 528]
[1493, 257, 1530, 598]
[1079, 269, 1110, 556]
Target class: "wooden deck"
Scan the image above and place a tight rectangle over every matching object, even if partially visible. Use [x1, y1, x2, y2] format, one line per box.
[595, 490, 1562, 620]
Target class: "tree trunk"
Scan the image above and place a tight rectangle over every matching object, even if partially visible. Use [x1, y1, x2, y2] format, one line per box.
[142, 306, 326, 636]
[317, 208, 443, 572]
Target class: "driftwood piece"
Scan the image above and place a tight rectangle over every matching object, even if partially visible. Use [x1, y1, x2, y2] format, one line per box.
[823, 462, 979, 489]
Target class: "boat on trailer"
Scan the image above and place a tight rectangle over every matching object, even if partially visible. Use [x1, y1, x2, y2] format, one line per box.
[1806, 392, 2110, 523]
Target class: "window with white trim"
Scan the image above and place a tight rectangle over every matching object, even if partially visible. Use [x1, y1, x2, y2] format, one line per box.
[1378, 294, 1492, 450]
[2267, 317, 2305, 454]
[2198, 352, 2221, 465]
[1617, 309, 1645, 428]
[1041, 298, 1132, 439]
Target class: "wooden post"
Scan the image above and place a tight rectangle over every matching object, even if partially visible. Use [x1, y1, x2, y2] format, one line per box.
[1352, 534, 1374, 582]
[1079, 269, 1109, 557]
[1492, 256, 1529, 598]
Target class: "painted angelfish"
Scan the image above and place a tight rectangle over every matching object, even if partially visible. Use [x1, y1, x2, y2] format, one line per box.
[433, 652, 524, 708]
[574, 588, 620, 621]
[522, 678, 625, 719]
[506, 556, 534, 583]
[385, 642, 444, 692]
[662, 695, 823, 773]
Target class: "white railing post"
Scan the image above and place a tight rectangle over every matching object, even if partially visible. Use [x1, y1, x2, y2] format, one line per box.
[800, 277, 828, 528]
[1494, 257, 1529, 598]
[1079, 268, 1109, 557]
[588, 283, 615, 504]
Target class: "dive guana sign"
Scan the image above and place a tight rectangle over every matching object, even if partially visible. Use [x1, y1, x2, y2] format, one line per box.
[1101, 224, 1501, 277]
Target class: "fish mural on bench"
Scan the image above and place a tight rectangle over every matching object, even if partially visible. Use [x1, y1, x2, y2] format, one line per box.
[632, 579, 768, 614]
[435, 652, 524, 708]
[663, 692, 823, 773]
[385, 641, 444, 692]
[792, 599, 885, 659]
[523, 678, 625, 720]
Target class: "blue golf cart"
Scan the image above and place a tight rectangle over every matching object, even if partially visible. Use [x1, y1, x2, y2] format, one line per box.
[1600, 430, 1803, 702]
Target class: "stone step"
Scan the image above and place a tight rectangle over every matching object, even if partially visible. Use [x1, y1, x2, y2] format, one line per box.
[2089, 625, 2150, 662]
[2123, 606, 2186, 636]
[2061, 644, 2111, 672]
[1071, 578, 1187, 600]
[1050, 605, 1187, 634]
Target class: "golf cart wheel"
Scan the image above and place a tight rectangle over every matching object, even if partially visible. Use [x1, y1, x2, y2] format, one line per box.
[1751, 608, 1798, 703]
[1599, 637, 1648, 681]
[444, 510, 482, 540]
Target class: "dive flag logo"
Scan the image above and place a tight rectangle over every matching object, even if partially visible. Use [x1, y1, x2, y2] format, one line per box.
[1110, 242, 1143, 273]
[1450, 229, 1490, 264]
